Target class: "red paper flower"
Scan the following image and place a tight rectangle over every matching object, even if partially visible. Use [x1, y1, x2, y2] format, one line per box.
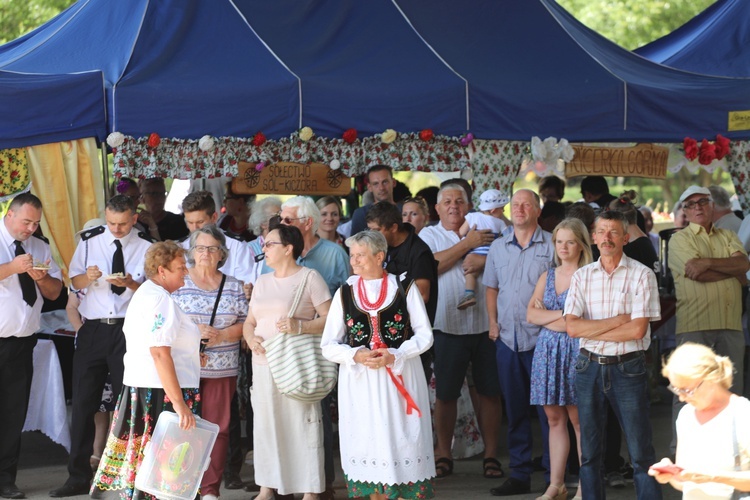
[343, 128, 357, 144]
[715, 134, 731, 160]
[683, 137, 698, 161]
[419, 129, 434, 142]
[147, 132, 160, 148]
[698, 139, 717, 165]
[253, 132, 266, 147]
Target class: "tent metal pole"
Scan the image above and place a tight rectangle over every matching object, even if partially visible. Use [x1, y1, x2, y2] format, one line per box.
[101, 146, 110, 202]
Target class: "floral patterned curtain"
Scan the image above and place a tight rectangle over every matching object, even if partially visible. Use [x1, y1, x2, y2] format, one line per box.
[0, 148, 31, 202]
[468, 140, 526, 204]
[726, 140, 750, 214]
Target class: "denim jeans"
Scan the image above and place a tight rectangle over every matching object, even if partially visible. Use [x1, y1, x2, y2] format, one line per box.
[575, 352, 662, 500]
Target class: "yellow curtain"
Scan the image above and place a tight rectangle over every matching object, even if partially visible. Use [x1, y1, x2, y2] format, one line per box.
[26, 139, 104, 281]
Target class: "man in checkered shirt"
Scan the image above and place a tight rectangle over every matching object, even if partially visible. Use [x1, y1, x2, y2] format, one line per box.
[564, 210, 662, 500]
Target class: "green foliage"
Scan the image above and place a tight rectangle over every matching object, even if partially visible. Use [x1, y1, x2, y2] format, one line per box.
[557, 0, 717, 50]
[0, 0, 76, 44]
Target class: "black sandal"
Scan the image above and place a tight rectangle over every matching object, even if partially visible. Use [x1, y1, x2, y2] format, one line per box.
[435, 457, 454, 479]
[483, 457, 505, 479]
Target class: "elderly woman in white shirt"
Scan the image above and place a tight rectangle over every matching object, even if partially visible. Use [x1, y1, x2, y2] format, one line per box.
[91, 241, 201, 500]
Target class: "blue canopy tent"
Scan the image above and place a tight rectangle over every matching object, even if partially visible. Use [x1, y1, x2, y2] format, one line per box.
[0, 70, 106, 149]
[396, 0, 750, 142]
[635, 0, 750, 78]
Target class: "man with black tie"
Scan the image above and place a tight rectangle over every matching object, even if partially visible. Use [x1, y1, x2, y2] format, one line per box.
[50, 195, 153, 497]
[0, 194, 62, 499]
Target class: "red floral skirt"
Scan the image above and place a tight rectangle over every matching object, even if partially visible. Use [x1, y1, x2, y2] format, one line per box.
[90, 386, 200, 500]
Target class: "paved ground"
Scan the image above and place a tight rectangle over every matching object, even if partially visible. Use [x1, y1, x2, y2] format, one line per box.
[18, 388, 682, 499]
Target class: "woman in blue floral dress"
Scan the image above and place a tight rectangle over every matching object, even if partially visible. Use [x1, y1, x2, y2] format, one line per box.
[528, 218, 592, 500]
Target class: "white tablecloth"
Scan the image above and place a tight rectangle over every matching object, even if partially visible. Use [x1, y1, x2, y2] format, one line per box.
[23, 338, 71, 451]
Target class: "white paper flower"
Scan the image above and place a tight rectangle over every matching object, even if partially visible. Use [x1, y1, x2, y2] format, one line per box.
[107, 132, 125, 148]
[198, 135, 215, 152]
[530, 136, 546, 162]
[381, 129, 397, 144]
[299, 127, 314, 142]
[460, 166, 473, 181]
[543, 137, 559, 164]
[330, 159, 341, 170]
[556, 139, 575, 163]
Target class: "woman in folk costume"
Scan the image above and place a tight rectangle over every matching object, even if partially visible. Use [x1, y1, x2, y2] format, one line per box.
[322, 230, 435, 499]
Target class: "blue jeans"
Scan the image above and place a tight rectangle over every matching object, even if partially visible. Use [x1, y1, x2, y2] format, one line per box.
[575, 352, 662, 500]
[496, 341, 549, 483]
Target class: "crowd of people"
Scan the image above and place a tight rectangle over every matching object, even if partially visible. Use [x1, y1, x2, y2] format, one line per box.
[1, 168, 750, 500]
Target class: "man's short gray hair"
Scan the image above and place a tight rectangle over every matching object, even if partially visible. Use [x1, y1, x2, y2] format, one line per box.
[281, 196, 321, 234]
[708, 185, 732, 210]
[249, 196, 282, 235]
[437, 183, 468, 204]
[346, 230, 388, 257]
[187, 224, 228, 268]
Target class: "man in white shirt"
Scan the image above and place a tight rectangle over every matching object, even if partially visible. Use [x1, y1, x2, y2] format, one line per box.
[565, 210, 662, 500]
[51, 195, 152, 497]
[419, 184, 502, 481]
[0, 194, 62, 500]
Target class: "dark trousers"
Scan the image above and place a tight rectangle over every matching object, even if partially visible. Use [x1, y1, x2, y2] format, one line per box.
[67, 321, 126, 485]
[0, 335, 36, 487]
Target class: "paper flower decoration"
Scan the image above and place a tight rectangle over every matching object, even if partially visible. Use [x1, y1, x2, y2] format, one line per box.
[330, 159, 341, 171]
[419, 129, 434, 142]
[255, 161, 266, 172]
[106, 132, 125, 148]
[460, 132, 474, 147]
[531, 136, 574, 167]
[381, 129, 397, 144]
[683, 137, 699, 161]
[299, 127, 314, 141]
[530, 137, 547, 161]
[198, 135, 215, 152]
[715, 134, 730, 160]
[698, 139, 717, 165]
[460, 166, 473, 181]
[253, 132, 266, 147]
[147, 133, 161, 148]
[116, 180, 130, 194]
[343, 128, 357, 144]
[555, 139, 575, 163]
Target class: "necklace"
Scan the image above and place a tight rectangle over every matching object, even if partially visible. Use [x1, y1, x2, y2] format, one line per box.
[357, 271, 388, 310]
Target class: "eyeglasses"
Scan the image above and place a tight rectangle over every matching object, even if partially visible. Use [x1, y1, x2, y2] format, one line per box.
[403, 196, 428, 207]
[682, 198, 712, 210]
[667, 380, 703, 397]
[194, 245, 221, 254]
[275, 214, 308, 225]
[262, 240, 284, 249]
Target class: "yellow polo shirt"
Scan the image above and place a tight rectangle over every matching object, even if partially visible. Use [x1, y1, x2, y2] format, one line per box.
[668, 223, 747, 334]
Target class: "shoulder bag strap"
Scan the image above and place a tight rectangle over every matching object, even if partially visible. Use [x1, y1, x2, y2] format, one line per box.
[209, 273, 227, 326]
[288, 268, 313, 319]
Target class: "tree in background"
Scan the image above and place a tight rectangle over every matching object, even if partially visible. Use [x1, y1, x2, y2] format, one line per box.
[558, 0, 717, 50]
[0, 0, 76, 44]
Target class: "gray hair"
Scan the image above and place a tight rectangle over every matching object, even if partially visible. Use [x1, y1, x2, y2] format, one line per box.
[345, 230, 388, 257]
[187, 224, 228, 268]
[248, 196, 282, 235]
[437, 183, 468, 204]
[708, 185, 732, 210]
[281, 196, 321, 233]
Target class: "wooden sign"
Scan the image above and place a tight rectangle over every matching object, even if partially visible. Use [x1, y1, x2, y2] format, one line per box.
[232, 162, 350, 196]
[565, 143, 669, 179]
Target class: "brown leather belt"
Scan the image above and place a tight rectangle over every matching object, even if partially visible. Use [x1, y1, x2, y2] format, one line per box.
[580, 348, 642, 365]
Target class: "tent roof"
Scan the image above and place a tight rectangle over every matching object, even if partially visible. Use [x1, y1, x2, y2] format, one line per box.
[635, 0, 750, 78]
[1, 0, 749, 148]
[0, 70, 106, 149]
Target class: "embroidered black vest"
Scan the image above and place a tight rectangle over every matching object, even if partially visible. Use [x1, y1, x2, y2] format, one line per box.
[341, 279, 415, 349]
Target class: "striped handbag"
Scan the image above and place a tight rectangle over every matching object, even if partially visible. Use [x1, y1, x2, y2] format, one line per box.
[262, 268, 337, 403]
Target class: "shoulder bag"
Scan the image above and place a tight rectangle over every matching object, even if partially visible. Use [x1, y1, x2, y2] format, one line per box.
[262, 268, 337, 403]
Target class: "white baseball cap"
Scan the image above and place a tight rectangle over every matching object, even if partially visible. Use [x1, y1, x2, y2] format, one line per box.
[478, 189, 510, 211]
[678, 185, 711, 203]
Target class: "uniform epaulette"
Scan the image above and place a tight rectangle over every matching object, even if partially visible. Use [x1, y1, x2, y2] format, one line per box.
[137, 231, 156, 243]
[222, 231, 243, 242]
[31, 232, 49, 244]
[80, 225, 105, 241]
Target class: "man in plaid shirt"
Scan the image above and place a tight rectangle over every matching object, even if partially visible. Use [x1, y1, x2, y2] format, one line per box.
[564, 210, 662, 500]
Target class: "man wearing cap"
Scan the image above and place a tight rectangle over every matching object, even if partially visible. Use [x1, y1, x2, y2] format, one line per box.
[669, 185, 748, 394]
[52, 195, 153, 497]
[457, 189, 509, 309]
